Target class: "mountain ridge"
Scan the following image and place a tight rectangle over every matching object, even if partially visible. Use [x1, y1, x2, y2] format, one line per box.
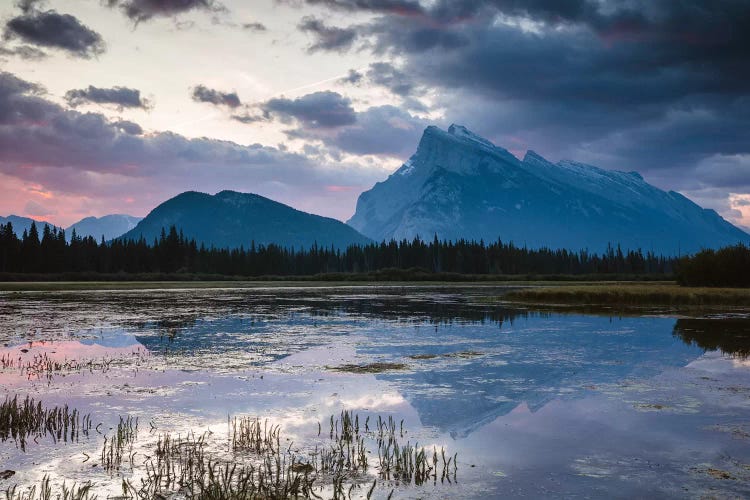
[348, 124, 748, 254]
[120, 190, 371, 250]
[66, 214, 142, 241]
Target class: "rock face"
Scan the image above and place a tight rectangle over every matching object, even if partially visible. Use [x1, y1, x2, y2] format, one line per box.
[119, 190, 371, 250]
[348, 124, 748, 254]
[66, 214, 142, 241]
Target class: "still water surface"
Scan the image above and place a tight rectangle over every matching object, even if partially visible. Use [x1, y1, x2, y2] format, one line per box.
[0, 286, 749, 498]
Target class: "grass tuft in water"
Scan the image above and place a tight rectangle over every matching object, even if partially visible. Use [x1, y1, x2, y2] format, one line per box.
[4, 476, 96, 500]
[0, 396, 91, 452]
[100, 415, 138, 474]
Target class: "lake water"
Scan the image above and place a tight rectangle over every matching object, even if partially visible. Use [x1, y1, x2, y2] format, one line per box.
[1, 286, 749, 498]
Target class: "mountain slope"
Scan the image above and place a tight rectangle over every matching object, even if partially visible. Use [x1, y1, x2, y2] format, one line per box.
[348, 124, 748, 255]
[0, 215, 59, 237]
[67, 214, 142, 241]
[120, 190, 371, 249]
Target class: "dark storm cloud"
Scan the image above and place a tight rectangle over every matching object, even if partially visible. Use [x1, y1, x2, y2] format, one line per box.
[298, 16, 357, 52]
[262, 91, 357, 128]
[298, 0, 750, 186]
[3, 10, 105, 58]
[191, 85, 242, 108]
[105, 0, 225, 23]
[65, 86, 151, 110]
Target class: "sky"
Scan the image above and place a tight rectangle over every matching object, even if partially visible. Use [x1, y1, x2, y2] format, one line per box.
[0, 0, 748, 230]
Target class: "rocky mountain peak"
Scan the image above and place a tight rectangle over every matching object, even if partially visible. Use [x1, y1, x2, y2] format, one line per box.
[348, 124, 748, 254]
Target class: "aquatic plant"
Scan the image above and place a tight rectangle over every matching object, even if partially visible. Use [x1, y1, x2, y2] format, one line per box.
[100, 415, 138, 474]
[117, 410, 457, 498]
[0, 396, 91, 451]
[1, 350, 147, 383]
[3, 476, 96, 500]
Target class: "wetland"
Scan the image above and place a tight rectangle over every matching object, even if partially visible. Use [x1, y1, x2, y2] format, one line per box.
[0, 285, 749, 498]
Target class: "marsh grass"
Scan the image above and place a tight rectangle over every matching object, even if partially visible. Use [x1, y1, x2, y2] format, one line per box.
[0, 396, 91, 451]
[501, 284, 750, 307]
[0, 353, 116, 382]
[100, 416, 138, 474]
[3, 476, 96, 500]
[2, 395, 457, 497]
[113, 410, 459, 498]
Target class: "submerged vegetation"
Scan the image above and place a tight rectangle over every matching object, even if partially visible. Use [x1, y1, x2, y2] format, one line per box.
[328, 362, 408, 374]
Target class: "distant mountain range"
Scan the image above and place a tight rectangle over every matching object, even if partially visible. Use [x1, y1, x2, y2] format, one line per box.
[4, 124, 747, 255]
[0, 215, 58, 236]
[67, 214, 142, 242]
[119, 190, 371, 250]
[348, 124, 748, 255]
[0, 214, 141, 241]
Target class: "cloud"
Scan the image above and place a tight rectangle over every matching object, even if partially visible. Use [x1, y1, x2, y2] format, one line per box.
[3, 10, 105, 58]
[298, 16, 358, 52]
[262, 91, 357, 128]
[0, 44, 47, 60]
[113, 120, 144, 135]
[0, 71, 383, 222]
[24, 199, 56, 217]
[105, 0, 226, 23]
[340, 69, 363, 85]
[304, 104, 429, 156]
[365, 61, 416, 97]
[191, 85, 241, 108]
[65, 85, 151, 110]
[15, 0, 46, 14]
[247, 87, 429, 157]
[242, 22, 267, 32]
[285, 0, 423, 16]
[340, 62, 427, 111]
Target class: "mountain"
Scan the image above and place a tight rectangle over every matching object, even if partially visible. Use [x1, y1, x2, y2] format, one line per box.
[0, 215, 59, 236]
[66, 214, 142, 242]
[348, 124, 749, 255]
[119, 190, 371, 249]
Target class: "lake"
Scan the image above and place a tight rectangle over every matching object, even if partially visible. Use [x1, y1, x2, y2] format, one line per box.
[1, 286, 749, 498]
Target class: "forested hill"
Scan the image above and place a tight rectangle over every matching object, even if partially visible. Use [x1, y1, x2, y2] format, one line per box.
[119, 190, 371, 250]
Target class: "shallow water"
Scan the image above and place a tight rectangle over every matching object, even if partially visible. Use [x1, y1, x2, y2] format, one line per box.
[1, 286, 749, 498]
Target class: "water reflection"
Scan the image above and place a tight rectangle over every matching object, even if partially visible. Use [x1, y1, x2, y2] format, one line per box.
[120, 298, 707, 437]
[674, 316, 750, 358]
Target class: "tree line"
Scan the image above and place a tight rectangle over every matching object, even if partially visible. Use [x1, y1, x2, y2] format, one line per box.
[676, 244, 750, 287]
[0, 221, 677, 278]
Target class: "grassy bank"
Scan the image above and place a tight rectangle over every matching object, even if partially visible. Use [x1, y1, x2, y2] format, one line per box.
[502, 283, 750, 307]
